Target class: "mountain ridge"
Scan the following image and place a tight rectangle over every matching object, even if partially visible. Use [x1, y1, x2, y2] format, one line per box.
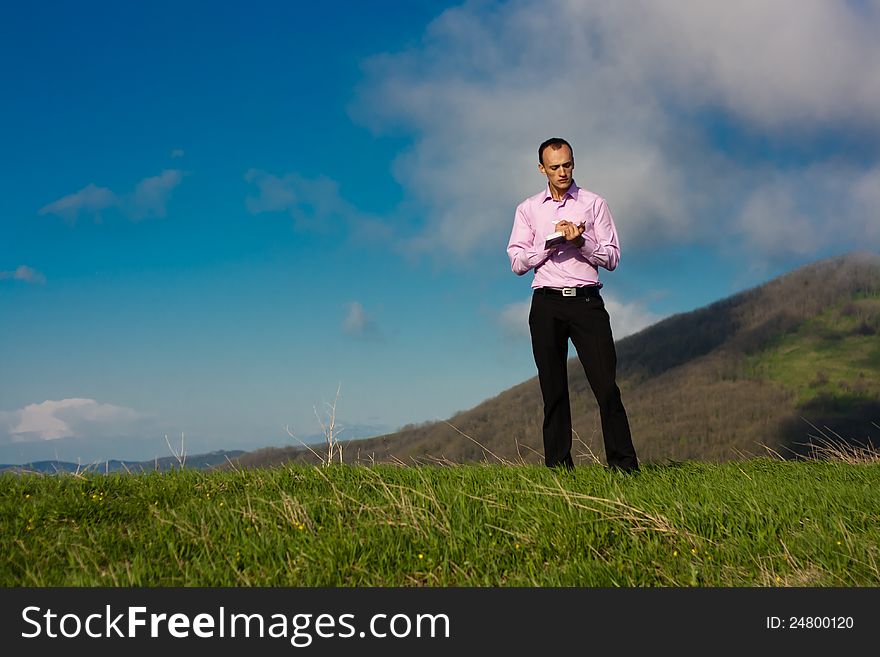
[0, 449, 246, 474]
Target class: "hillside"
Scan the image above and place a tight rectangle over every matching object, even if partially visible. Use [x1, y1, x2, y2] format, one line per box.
[234, 251, 880, 468]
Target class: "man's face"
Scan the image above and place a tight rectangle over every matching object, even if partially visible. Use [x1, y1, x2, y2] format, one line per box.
[538, 145, 574, 190]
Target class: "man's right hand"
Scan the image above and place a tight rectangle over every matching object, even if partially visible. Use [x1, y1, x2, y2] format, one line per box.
[556, 220, 585, 241]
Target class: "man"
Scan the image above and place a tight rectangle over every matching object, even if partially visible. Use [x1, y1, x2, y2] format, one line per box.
[507, 137, 639, 473]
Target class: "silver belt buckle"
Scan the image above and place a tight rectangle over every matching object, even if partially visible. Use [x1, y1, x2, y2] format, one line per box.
[562, 287, 577, 297]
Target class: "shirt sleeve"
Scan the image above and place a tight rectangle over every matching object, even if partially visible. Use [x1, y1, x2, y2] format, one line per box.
[578, 197, 620, 271]
[507, 203, 554, 275]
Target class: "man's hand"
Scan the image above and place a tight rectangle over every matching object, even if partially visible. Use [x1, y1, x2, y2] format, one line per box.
[556, 220, 586, 246]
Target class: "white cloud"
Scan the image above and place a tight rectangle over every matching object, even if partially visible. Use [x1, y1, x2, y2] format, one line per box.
[128, 169, 184, 220]
[171, 148, 185, 159]
[342, 301, 380, 338]
[38, 170, 185, 223]
[0, 265, 46, 284]
[343, 301, 367, 334]
[353, 0, 880, 261]
[734, 163, 880, 255]
[602, 293, 663, 340]
[244, 169, 394, 241]
[38, 183, 117, 224]
[0, 398, 144, 444]
[497, 298, 531, 340]
[497, 293, 661, 341]
[243, 169, 326, 220]
[245, 169, 323, 217]
[736, 181, 817, 256]
[595, 1, 880, 128]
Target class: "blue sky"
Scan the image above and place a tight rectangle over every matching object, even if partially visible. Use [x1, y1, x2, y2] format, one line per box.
[2, 0, 879, 463]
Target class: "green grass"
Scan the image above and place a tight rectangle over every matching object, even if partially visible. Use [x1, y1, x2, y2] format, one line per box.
[749, 295, 880, 405]
[3, 460, 879, 586]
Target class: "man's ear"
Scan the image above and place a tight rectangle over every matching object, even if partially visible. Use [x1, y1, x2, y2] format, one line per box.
[538, 163, 546, 176]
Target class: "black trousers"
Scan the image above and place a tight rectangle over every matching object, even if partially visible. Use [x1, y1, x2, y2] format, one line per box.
[528, 290, 639, 471]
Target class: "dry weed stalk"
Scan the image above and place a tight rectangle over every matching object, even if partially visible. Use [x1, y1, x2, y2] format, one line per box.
[443, 421, 511, 465]
[285, 384, 345, 467]
[359, 467, 451, 538]
[755, 441, 787, 460]
[459, 490, 511, 510]
[572, 428, 603, 465]
[802, 421, 880, 464]
[423, 454, 460, 467]
[523, 473, 703, 542]
[285, 424, 325, 464]
[757, 420, 880, 464]
[164, 432, 187, 469]
[269, 492, 314, 532]
[515, 439, 545, 463]
[315, 384, 344, 465]
[307, 466, 453, 540]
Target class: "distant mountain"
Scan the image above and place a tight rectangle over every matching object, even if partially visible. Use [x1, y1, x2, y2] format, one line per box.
[0, 450, 246, 474]
[230, 251, 880, 468]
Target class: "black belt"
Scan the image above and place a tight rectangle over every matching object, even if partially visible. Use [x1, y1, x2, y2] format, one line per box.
[534, 286, 601, 298]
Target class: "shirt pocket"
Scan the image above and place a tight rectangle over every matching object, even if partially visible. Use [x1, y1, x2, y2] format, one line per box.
[578, 209, 595, 233]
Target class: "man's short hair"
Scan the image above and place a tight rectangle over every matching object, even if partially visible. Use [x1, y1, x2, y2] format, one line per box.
[538, 137, 573, 165]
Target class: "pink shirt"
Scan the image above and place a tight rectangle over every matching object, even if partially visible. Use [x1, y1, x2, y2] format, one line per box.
[507, 181, 621, 289]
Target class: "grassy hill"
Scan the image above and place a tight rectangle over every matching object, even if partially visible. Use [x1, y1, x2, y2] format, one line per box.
[234, 251, 880, 469]
[4, 458, 879, 586]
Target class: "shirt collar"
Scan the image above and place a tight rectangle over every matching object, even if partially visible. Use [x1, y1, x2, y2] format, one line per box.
[542, 180, 579, 203]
